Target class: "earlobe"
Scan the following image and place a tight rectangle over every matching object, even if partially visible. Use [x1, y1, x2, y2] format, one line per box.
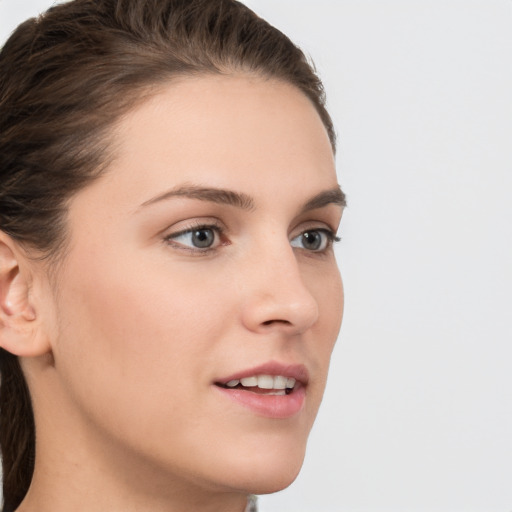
[0, 233, 50, 357]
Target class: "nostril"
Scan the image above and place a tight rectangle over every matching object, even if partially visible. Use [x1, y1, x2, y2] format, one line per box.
[262, 319, 292, 326]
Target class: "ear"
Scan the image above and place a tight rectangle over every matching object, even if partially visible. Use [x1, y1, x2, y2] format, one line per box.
[0, 232, 51, 357]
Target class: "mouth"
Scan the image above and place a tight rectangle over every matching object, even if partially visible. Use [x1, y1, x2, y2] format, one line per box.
[215, 374, 297, 396]
[213, 363, 308, 418]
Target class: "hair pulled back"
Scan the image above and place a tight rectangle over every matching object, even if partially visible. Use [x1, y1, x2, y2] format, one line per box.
[0, 1, 335, 510]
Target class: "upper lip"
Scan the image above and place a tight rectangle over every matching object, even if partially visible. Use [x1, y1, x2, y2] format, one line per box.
[215, 361, 310, 386]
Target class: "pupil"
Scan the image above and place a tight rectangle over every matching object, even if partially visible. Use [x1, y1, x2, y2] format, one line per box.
[192, 229, 214, 248]
[303, 231, 321, 250]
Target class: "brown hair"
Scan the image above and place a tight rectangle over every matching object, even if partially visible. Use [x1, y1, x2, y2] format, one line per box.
[0, 1, 335, 510]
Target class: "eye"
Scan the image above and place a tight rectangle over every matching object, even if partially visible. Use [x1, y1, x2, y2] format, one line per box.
[290, 229, 338, 252]
[164, 225, 221, 250]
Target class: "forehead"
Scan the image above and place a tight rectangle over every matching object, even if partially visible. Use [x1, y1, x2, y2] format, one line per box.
[68, 74, 338, 224]
[111, 74, 335, 189]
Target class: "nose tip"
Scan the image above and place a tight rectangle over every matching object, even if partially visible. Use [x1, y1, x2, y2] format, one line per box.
[241, 274, 319, 335]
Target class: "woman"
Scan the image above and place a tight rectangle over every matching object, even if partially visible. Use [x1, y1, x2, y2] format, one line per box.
[0, 1, 345, 511]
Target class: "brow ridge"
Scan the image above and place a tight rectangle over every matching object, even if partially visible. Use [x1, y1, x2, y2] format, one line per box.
[139, 183, 346, 212]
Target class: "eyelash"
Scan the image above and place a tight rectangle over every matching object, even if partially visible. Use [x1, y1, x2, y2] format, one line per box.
[163, 223, 341, 255]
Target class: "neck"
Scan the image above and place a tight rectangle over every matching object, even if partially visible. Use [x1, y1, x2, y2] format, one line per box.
[19, 457, 250, 512]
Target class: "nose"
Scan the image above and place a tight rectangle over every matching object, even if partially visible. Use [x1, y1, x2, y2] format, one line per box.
[240, 243, 319, 336]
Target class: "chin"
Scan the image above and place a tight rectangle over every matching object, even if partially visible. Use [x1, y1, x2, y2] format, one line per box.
[244, 466, 303, 495]
[219, 438, 307, 495]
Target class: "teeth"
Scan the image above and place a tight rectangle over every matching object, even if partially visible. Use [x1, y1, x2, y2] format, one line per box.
[267, 390, 286, 396]
[286, 378, 296, 389]
[257, 375, 274, 389]
[240, 376, 258, 387]
[226, 375, 297, 391]
[274, 375, 287, 390]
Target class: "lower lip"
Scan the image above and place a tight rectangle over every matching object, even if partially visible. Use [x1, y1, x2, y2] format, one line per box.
[214, 385, 306, 419]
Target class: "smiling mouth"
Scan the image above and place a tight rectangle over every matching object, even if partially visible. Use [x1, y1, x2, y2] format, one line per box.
[215, 375, 297, 396]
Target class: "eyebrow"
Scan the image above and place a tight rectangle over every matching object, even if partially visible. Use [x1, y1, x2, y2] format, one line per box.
[139, 184, 255, 210]
[138, 183, 346, 212]
[299, 187, 346, 213]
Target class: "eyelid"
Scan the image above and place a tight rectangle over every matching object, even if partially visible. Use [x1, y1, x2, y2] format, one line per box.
[290, 219, 340, 240]
[162, 217, 224, 238]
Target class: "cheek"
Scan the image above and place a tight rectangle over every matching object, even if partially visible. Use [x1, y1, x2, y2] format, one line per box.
[300, 262, 343, 415]
[52, 250, 231, 429]
[309, 261, 344, 346]
[322, 270, 344, 374]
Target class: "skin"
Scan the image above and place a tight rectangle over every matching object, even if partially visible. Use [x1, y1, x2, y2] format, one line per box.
[1, 75, 344, 512]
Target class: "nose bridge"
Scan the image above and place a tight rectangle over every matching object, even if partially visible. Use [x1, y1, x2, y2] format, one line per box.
[240, 234, 319, 334]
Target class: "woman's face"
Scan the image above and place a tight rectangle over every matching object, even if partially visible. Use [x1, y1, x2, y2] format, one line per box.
[43, 75, 344, 495]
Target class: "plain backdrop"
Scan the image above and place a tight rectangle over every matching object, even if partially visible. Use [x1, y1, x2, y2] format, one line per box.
[1, 1, 511, 511]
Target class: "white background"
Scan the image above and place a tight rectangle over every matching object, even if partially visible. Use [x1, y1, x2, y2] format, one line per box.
[1, 1, 511, 511]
